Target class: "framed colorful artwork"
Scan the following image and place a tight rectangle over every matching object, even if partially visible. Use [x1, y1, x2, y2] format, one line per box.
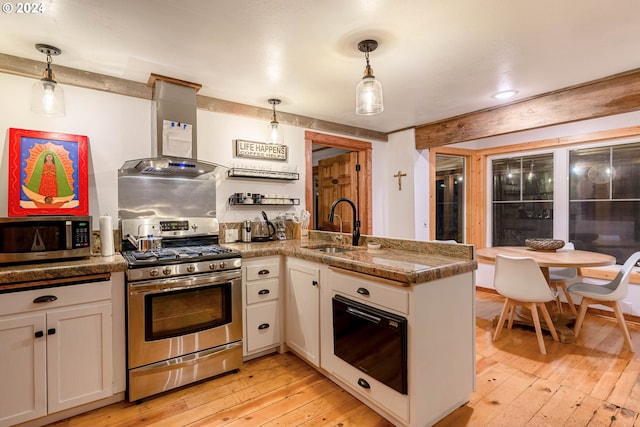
[8, 128, 89, 216]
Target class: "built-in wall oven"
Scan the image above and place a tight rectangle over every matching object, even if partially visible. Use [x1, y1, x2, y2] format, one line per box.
[332, 295, 408, 394]
[122, 217, 242, 402]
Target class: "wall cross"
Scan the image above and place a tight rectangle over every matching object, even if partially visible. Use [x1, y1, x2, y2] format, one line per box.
[394, 170, 407, 191]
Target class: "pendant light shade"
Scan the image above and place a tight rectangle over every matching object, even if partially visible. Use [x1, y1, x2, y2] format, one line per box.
[31, 44, 65, 117]
[355, 39, 383, 115]
[268, 98, 284, 144]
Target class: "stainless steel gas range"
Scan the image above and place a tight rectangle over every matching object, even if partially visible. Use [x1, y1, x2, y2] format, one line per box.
[121, 217, 242, 402]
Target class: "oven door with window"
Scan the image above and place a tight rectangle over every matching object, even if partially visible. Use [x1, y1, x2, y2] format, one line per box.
[127, 270, 242, 369]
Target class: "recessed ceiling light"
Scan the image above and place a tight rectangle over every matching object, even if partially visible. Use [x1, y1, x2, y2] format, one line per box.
[492, 90, 518, 100]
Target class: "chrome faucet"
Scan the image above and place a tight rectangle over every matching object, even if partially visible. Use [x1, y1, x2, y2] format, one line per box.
[333, 214, 343, 243]
[328, 197, 360, 246]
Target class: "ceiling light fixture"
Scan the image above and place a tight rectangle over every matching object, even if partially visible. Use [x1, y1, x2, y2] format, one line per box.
[492, 90, 518, 100]
[355, 39, 383, 115]
[31, 43, 65, 117]
[268, 98, 284, 144]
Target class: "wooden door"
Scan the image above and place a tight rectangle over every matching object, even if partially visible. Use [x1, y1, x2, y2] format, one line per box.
[317, 152, 358, 233]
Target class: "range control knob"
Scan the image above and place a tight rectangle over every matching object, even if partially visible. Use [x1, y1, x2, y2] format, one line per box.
[209, 263, 217, 270]
[163, 267, 172, 276]
[187, 265, 196, 273]
[219, 261, 227, 269]
[149, 268, 159, 277]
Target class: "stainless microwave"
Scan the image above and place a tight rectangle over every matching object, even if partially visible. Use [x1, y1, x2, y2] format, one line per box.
[0, 216, 92, 264]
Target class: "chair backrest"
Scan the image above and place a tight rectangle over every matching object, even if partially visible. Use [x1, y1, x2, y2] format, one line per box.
[602, 251, 640, 300]
[549, 242, 577, 280]
[494, 254, 558, 302]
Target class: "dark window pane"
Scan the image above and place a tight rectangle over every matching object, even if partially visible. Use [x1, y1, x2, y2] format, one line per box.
[493, 202, 553, 246]
[522, 155, 554, 201]
[492, 153, 553, 246]
[569, 200, 640, 264]
[493, 158, 521, 202]
[569, 146, 611, 200]
[612, 143, 640, 199]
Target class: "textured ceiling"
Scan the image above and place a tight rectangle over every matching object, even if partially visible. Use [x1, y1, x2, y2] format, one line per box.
[1, 0, 639, 133]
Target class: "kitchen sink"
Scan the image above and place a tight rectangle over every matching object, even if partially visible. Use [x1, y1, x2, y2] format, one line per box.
[311, 246, 355, 253]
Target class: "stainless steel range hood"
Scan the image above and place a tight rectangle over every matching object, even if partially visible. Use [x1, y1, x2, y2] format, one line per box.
[119, 75, 225, 179]
[118, 156, 223, 178]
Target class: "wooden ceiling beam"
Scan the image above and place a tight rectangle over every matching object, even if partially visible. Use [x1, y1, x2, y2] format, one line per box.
[415, 68, 640, 150]
[0, 52, 388, 143]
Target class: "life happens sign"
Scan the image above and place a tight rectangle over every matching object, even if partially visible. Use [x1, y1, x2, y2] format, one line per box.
[234, 139, 288, 161]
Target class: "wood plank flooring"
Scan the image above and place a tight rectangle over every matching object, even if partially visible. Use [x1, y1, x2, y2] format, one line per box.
[48, 291, 640, 427]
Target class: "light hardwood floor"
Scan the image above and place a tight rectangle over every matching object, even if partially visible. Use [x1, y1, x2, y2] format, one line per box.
[48, 291, 640, 427]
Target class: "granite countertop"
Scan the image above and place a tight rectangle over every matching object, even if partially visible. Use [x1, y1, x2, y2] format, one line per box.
[223, 233, 477, 285]
[0, 232, 477, 290]
[0, 254, 127, 290]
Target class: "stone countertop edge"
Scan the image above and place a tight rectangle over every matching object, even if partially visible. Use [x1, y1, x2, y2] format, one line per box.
[0, 254, 127, 287]
[0, 232, 477, 287]
[223, 233, 477, 285]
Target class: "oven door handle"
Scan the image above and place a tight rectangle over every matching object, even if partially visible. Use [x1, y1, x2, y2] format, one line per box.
[346, 307, 382, 324]
[129, 271, 240, 295]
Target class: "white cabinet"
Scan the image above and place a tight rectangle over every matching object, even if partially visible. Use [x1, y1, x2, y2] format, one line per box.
[243, 256, 282, 358]
[320, 267, 475, 427]
[286, 258, 320, 367]
[0, 279, 113, 427]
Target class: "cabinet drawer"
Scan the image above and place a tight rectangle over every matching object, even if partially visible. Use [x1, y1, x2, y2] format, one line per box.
[0, 280, 112, 317]
[246, 262, 280, 281]
[326, 353, 409, 422]
[246, 301, 280, 353]
[328, 268, 409, 314]
[246, 278, 280, 304]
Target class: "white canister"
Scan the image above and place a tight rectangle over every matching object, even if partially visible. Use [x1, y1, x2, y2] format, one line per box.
[99, 214, 114, 256]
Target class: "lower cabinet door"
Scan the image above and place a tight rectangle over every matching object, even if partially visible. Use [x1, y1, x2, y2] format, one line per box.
[0, 313, 47, 427]
[47, 302, 113, 414]
[246, 301, 280, 354]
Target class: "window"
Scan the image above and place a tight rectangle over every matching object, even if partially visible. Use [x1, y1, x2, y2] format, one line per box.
[492, 154, 554, 246]
[569, 142, 640, 263]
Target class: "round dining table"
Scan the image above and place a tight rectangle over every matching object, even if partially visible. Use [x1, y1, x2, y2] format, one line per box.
[476, 246, 616, 282]
[476, 246, 617, 343]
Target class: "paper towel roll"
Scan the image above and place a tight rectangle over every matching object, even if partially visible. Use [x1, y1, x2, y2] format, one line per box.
[100, 215, 114, 256]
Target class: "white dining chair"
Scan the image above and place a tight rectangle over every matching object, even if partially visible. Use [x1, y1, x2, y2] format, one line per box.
[568, 251, 640, 352]
[549, 242, 578, 315]
[493, 254, 560, 355]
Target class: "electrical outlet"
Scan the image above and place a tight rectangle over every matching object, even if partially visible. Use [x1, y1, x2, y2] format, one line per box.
[225, 229, 238, 242]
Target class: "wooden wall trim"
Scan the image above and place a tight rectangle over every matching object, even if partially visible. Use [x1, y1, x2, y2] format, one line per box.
[0, 52, 388, 143]
[415, 68, 640, 149]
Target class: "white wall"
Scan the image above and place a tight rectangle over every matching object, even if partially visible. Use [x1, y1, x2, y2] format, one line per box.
[385, 129, 419, 239]
[0, 72, 388, 234]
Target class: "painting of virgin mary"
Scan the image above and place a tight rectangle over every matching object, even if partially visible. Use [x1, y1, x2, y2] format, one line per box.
[8, 128, 88, 216]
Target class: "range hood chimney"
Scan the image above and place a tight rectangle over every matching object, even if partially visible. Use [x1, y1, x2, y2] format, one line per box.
[150, 73, 200, 158]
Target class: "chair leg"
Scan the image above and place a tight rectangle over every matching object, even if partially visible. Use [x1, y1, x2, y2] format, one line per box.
[494, 298, 511, 341]
[573, 298, 590, 337]
[550, 281, 563, 313]
[558, 282, 578, 316]
[507, 301, 516, 329]
[611, 301, 635, 352]
[529, 302, 547, 355]
[539, 302, 560, 342]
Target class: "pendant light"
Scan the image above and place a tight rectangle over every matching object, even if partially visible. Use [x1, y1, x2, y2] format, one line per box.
[31, 43, 65, 117]
[355, 39, 383, 115]
[268, 98, 284, 144]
